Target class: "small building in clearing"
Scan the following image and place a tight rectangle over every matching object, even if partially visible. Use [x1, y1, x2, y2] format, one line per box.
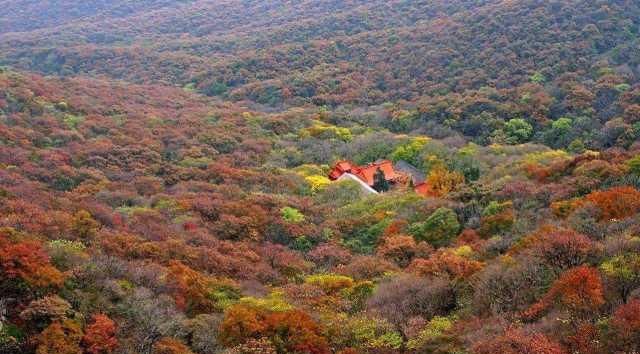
[329, 159, 431, 195]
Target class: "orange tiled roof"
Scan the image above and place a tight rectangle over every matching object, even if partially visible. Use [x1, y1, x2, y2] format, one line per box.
[353, 160, 402, 186]
[336, 160, 353, 171]
[329, 160, 354, 180]
[329, 160, 404, 186]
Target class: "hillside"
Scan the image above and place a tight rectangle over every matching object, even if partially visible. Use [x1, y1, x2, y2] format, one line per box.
[2, 0, 639, 105]
[2, 0, 640, 150]
[2, 1, 640, 354]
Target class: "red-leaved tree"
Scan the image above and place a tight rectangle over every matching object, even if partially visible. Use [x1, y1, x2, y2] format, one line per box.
[82, 314, 118, 354]
[523, 266, 604, 320]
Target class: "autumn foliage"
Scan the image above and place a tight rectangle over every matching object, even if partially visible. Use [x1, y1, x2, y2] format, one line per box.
[219, 304, 329, 354]
[408, 250, 483, 280]
[1, 1, 640, 353]
[36, 320, 83, 354]
[524, 266, 605, 320]
[473, 329, 565, 354]
[608, 300, 640, 353]
[152, 338, 195, 354]
[0, 234, 64, 289]
[520, 226, 594, 272]
[583, 186, 640, 221]
[82, 314, 118, 354]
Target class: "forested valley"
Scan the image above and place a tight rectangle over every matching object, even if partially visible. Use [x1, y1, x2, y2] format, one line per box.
[2, 1, 640, 353]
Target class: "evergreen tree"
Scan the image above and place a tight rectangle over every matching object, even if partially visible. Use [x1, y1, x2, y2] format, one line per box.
[373, 168, 390, 192]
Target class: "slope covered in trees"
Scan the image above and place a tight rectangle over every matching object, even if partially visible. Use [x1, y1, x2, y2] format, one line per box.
[2, 0, 640, 353]
[2, 0, 639, 150]
[2, 0, 639, 105]
[2, 65, 640, 353]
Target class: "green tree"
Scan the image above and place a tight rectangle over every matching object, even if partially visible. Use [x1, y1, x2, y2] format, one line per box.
[543, 117, 573, 147]
[504, 118, 533, 144]
[409, 208, 460, 247]
[530, 72, 546, 84]
[390, 137, 429, 167]
[568, 138, 586, 153]
[204, 82, 228, 96]
[552, 117, 572, 133]
[281, 207, 305, 223]
[407, 316, 455, 351]
[627, 155, 640, 175]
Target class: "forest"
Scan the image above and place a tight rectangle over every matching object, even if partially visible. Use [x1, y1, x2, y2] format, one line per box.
[2, 0, 640, 353]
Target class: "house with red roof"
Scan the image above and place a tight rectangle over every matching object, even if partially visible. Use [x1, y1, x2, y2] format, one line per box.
[329, 159, 428, 194]
[328, 160, 355, 180]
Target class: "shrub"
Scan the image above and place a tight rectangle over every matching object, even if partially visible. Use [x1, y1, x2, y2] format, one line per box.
[504, 118, 533, 144]
[409, 208, 460, 247]
[281, 207, 305, 223]
[305, 274, 355, 294]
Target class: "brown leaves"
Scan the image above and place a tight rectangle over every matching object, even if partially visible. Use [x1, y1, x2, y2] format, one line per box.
[517, 225, 595, 272]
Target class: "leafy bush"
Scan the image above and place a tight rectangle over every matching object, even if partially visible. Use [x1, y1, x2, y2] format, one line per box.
[504, 118, 533, 144]
[281, 207, 305, 223]
[409, 208, 460, 247]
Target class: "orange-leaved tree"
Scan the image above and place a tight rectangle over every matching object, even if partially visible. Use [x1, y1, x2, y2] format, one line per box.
[219, 303, 329, 354]
[0, 235, 64, 289]
[523, 266, 604, 320]
[36, 319, 83, 354]
[82, 314, 118, 354]
[583, 186, 640, 221]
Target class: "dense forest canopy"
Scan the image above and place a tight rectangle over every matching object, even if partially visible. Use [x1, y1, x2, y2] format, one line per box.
[2, 1, 640, 353]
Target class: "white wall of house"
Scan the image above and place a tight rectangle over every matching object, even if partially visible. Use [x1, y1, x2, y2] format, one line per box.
[337, 173, 379, 194]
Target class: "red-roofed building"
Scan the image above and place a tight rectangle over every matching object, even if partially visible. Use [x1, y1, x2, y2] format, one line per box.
[352, 160, 403, 186]
[329, 160, 405, 191]
[329, 159, 433, 196]
[328, 160, 355, 180]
